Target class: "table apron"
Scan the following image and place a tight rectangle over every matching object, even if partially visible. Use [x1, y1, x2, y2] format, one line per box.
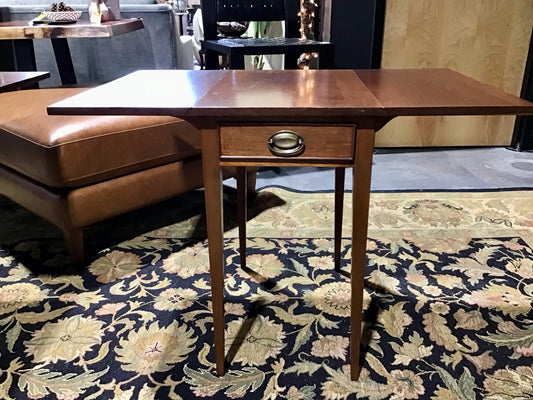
[219, 159, 355, 167]
[219, 123, 358, 166]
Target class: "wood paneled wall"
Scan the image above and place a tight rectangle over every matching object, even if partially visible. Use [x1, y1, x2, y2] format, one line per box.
[377, 0, 533, 147]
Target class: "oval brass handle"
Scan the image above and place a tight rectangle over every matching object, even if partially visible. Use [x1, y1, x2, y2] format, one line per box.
[267, 130, 305, 157]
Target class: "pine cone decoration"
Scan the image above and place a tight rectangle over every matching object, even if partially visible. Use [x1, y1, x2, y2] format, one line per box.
[50, 2, 75, 11]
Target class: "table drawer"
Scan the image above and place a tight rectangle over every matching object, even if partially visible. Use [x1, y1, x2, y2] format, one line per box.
[220, 124, 356, 162]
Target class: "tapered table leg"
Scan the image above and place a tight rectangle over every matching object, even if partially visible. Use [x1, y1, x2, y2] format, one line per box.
[334, 167, 345, 271]
[236, 166, 247, 269]
[350, 129, 375, 380]
[201, 128, 226, 376]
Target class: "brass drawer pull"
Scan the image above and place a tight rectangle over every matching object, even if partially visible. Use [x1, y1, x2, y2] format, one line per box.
[267, 130, 305, 157]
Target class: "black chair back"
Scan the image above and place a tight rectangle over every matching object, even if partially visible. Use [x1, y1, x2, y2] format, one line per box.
[217, 0, 286, 22]
[201, 0, 300, 40]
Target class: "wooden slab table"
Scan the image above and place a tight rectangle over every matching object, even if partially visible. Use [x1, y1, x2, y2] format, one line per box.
[47, 68, 533, 380]
[0, 19, 144, 85]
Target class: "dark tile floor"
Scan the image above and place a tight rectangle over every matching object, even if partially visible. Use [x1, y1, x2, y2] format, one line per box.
[226, 147, 533, 191]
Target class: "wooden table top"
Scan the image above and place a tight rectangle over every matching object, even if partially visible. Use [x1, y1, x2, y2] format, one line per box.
[47, 69, 533, 124]
[0, 19, 144, 40]
[355, 69, 532, 116]
[0, 71, 50, 92]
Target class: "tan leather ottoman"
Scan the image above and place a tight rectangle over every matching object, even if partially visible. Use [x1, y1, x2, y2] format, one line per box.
[0, 88, 255, 266]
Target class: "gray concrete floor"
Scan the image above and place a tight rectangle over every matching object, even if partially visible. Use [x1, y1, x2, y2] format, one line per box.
[225, 147, 533, 191]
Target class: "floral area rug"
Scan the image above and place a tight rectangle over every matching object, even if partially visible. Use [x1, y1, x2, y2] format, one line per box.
[1, 187, 533, 399]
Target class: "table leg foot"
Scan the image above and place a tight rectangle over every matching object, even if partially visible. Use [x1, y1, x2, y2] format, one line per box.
[216, 360, 225, 376]
[351, 361, 361, 381]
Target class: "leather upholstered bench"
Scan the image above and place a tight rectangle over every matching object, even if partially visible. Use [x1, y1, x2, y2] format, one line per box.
[0, 88, 255, 266]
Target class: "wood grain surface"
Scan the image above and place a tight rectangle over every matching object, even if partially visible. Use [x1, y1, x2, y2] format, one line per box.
[0, 19, 144, 39]
[379, 0, 533, 147]
[219, 124, 355, 162]
[47, 70, 390, 123]
[356, 69, 533, 115]
[48, 69, 533, 123]
[190, 70, 387, 120]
